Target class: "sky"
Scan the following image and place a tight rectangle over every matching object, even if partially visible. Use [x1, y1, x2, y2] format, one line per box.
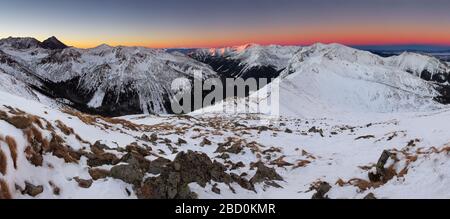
[1, 0, 450, 48]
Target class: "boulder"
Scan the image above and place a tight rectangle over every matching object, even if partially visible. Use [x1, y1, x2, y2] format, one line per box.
[110, 165, 144, 185]
[250, 162, 283, 184]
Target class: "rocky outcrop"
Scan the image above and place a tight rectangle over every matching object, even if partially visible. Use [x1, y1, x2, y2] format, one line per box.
[137, 150, 232, 199]
[41, 36, 68, 50]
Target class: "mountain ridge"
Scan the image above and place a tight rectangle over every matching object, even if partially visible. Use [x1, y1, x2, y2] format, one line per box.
[1, 37, 450, 117]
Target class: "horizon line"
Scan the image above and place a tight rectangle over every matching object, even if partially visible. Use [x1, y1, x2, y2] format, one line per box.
[2, 35, 450, 50]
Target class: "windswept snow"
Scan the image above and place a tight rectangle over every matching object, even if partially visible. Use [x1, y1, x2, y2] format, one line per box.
[1, 40, 450, 199]
[1, 89, 450, 199]
[194, 44, 302, 72]
[0, 39, 218, 115]
[196, 43, 442, 118]
[87, 88, 106, 108]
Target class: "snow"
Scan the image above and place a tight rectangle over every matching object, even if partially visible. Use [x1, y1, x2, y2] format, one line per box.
[1, 41, 450, 199]
[195, 44, 302, 72]
[1, 88, 450, 199]
[195, 43, 442, 118]
[386, 52, 449, 77]
[1, 42, 218, 114]
[87, 88, 106, 108]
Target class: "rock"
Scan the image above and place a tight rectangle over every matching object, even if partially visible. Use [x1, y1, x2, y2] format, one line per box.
[48, 181, 60, 195]
[265, 181, 283, 188]
[249, 162, 283, 184]
[125, 143, 151, 156]
[141, 133, 158, 142]
[148, 157, 172, 175]
[229, 161, 245, 170]
[141, 134, 151, 142]
[162, 138, 172, 144]
[257, 126, 269, 132]
[200, 138, 212, 146]
[227, 143, 243, 154]
[137, 174, 196, 199]
[216, 153, 230, 160]
[91, 141, 110, 155]
[215, 142, 242, 154]
[215, 145, 227, 153]
[231, 173, 255, 191]
[311, 182, 332, 199]
[177, 138, 187, 145]
[88, 168, 110, 180]
[355, 135, 375, 140]
[211, 184, 221, 194]
[136, 150, 233, 199]
[24, 146, 43, 167]
[363, 193, 377, 199]
[285, 128, 293, 133]
[262, 147, 282, 154]
[376, 150, 391, 170]
[368, 150, 393, 183]
[120, 151, 151, 171]
[167, 144, 179, 154]
[171, 151, 230, 186]
[74, 177, 93, 188]
[24, 182, 44, 197]
[86, 143, 119, 167]
[110, 165, 144, 185]
[150, 133, 158, 142]
[308, 126, 324, 137]
[270, 156, 294, 167]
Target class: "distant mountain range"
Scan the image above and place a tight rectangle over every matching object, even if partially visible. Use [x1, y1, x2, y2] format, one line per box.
[3, 37, 450, 200]
[169, 44, 450, 54]
[352, 44, 450, 53]
[1, 36, 450, 117]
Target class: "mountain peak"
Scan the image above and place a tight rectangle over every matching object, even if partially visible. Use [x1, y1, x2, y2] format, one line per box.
[0, 37, 41, 49]
[41, 36, 68, 50]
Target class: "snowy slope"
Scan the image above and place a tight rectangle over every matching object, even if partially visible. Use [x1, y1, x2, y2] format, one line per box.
[196, 43, 442, 118]
[0, 38, 218, 116]
[386, 52, 450, 82]
[191, 44, 302, 78]
[2, 89, 450, 199]
[0, 72, 39, 101]
[194, 44, 301, 72]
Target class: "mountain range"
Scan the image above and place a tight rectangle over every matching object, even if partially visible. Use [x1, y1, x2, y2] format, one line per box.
[1, 36, 449, 117]
[2, 36, 450, 199]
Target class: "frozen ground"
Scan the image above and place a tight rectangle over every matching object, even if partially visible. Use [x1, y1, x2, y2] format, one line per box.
[1, 90, 450, 199]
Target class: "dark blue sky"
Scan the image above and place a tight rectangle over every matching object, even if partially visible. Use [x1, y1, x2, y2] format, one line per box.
[1, 0, 450, 48]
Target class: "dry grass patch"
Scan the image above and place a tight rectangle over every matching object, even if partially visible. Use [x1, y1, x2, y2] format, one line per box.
[55, 120, 74, 135]
[0, 149, 7, 175]
[0, 179, 11, 199]
[5, 136, 17, 169]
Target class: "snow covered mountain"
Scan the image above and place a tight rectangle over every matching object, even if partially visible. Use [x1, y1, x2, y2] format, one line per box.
[0, 37, 217, 116]
[385, 52, 450, 82]
[2, 39, 450, 200]
[1, 37, 449, 118]
[190, 44, 302, 79]
[197, 43, 447, 117]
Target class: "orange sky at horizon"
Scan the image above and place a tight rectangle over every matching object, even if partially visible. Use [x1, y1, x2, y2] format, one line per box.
[3, 0, 450, 49]
[48, 22, 450, 49]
